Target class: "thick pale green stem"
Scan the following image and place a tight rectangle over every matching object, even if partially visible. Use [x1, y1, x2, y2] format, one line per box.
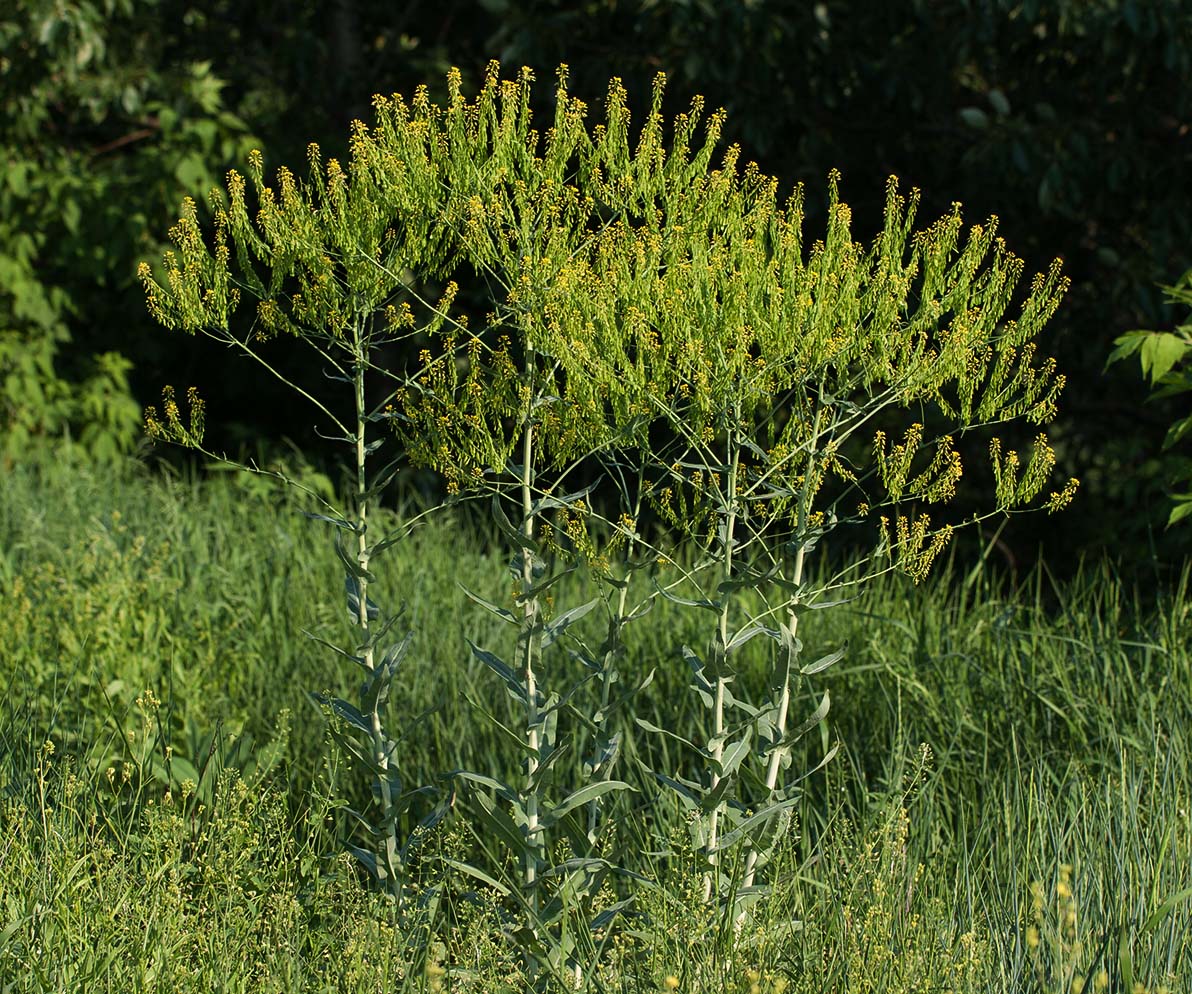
[703, 432, 741, 903]
[521, 416, 541, 907]
[516, 343, 544, 945]
[586, 575, 631, 845]
[352, 325, 396, 881]
[741, 407, 824, 894]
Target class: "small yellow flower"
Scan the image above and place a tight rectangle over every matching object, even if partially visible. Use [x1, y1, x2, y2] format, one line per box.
[662, 976, 679, 991]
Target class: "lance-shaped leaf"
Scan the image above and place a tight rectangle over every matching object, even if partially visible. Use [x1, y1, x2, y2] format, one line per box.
[801, 640, 847, 675]
[778, 690, 832, 748]
[654, 577, 721, 612]
[442, 857, 513, 897]
[491, 494, 539, 552]
[449, 769, 519, 804]
[344, 575, 381, 622]
[516, 564, 578, 604]
[467, 640, 529, 705]
[710, 795, 802, 854]
[634, 716, 705, 755]
[458, 582, 518, 624]
[528, 742, 573, 794]
[726, 623, 782, 653]
[321, 696, 371, 734]
[714, 728, 753, 779]
[301, 510, 356, 531]
[530, 481, 601, 514]
[462, 692, 538, 756]
[542, 598, 600, 648]
[301, 629, 367, 670]
[541, 780, 633, 829]
[335, 533, 376, 582]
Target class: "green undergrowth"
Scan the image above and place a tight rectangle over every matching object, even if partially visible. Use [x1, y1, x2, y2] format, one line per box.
[1, 450, 1189, 992]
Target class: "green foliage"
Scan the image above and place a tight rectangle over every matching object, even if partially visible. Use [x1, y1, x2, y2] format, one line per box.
[2, 451, 1190, 990]
[0, 0, 256, 462]
[136, 64, 1080, 978]
[1106, 269, 1192, 526]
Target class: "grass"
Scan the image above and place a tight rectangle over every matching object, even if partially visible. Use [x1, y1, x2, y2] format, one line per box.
[1, 445, 1189, 992]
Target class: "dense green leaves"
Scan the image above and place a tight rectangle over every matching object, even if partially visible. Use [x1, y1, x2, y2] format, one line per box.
[1106, 269, 1192, 527]
[0, 1, 256, 462]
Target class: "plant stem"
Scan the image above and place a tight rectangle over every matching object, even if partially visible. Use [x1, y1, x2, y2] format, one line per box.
[741, 405, 823, 894]
[519, 350, 542, 927]
[587, 550, 634, 846]
[352, 324, 396, 883]
[703, 428, 741, 903]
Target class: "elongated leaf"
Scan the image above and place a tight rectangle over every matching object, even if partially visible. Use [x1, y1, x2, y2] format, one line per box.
[716, 730, 753, 778]
[344, 576, 381, 622]
[654, 577, 719, 611]
[467, 640, 528, 704]
[324, 696, 371, 734]
[634, 716, 702, 754]
[726, 623, 781, 652]
[625, 597, 655, 622]
[722, 684, 760, 718]
[377, 630, 414, 672]
[449, 769, 518, 803]
[782, 741, 840, 793]
[346, 842, 389, 882]
[458, 583, 518, 624]
[779, 691, 831, 747]
[531, 481, 600, 514]
[357, 602, 403, 644]
[335, 533, 376, 581]
[540, 856, 613, 879]
[462, 692, 537, 756]
[301, 510, 356, 531]
[1140, 885, 1192, 935]
[543, 780, 633, 826]
[517, 564, 577, 603]
[699, 772, 736, 814]
[802, 642, 847, 675]
[301, 629, 367, 670]
[492, 494, 538, 552]
[319, 717, 380, 776]
[468, 789, 529, 857]
[711, 796, 801, 853]
[682, 645, 715, 691]
[1119, 923, 1134, 994]
[543, 598, 600, 648]
[442, 857, 512, 897]
[362, 632, 413, 713]
[648, 769, 703, 810]
[589, 899, 634, 931]
[717, 563, 780, 595]
[528, 741, 574, 792]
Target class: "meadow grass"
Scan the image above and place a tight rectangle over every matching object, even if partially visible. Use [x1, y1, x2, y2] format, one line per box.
[1, 447, 1188, 992]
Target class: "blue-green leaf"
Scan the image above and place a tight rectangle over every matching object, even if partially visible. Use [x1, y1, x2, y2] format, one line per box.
[458, 582, 518, 624]
[801, 642, 847, 675]
[543, 780, 633, 826]
[543, 598, 600, 648]
[467, 640, 528, 704]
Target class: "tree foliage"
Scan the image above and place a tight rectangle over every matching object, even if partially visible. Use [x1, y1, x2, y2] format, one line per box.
[0, 0, 254, 461]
